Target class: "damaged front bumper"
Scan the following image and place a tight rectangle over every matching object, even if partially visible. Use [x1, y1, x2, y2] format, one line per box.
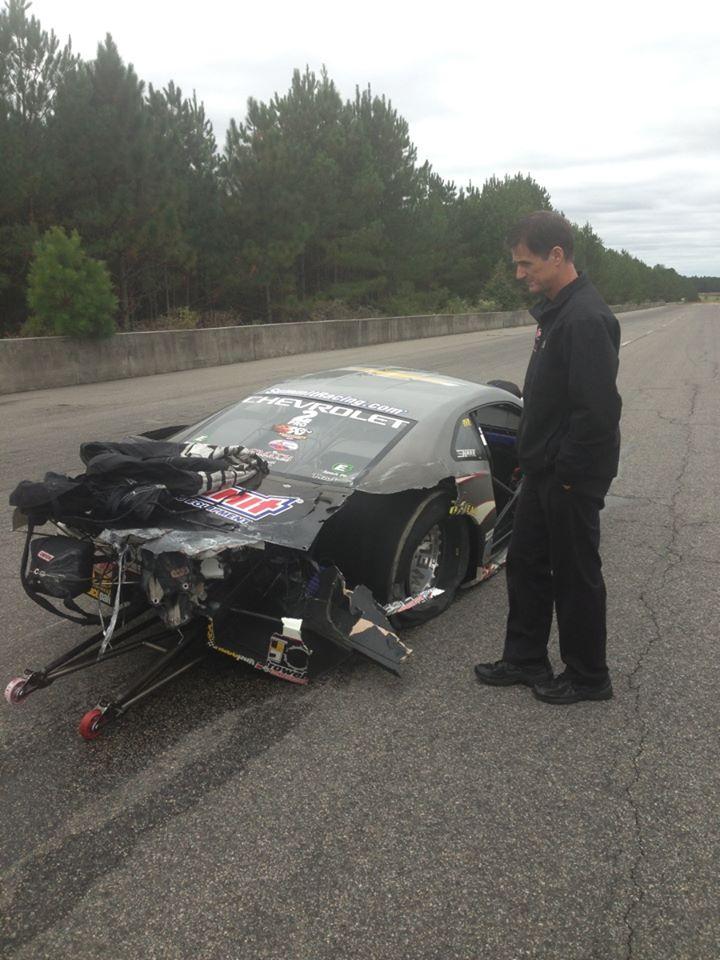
[93, 525, 413, 678]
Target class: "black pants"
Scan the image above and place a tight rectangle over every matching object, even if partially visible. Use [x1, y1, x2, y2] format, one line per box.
[503, 471, 611, 685]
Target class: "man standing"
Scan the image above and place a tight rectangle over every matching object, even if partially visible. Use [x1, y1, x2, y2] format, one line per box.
[475, 211, 622, 703]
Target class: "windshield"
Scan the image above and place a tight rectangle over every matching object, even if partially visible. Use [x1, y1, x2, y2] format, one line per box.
[177, 394, 415, 485]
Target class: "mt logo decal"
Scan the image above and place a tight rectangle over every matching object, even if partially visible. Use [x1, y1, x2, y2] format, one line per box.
[180, 488, 303, 523]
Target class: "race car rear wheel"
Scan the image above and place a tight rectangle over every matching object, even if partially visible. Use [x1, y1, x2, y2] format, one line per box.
[406, 522, 444, 596]
[374, 491, 471, 625]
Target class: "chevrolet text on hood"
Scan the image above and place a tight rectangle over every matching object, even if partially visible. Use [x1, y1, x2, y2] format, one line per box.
[5, 366, 523, 739]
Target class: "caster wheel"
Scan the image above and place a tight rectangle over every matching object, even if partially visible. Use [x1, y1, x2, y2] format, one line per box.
[4, 677, 28, 705]
[78, 708, 106, 741]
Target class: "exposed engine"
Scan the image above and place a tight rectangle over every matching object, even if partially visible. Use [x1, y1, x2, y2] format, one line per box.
[140, 550, 208, 628]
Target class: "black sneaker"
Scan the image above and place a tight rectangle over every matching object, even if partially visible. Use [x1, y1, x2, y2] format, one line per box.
[474, 659, 553, 687]
[532, 674, 613, 704]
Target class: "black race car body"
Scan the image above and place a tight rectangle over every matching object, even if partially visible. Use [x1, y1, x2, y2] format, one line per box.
[142, 368, 519, 558]
[6, 367, 522, 737]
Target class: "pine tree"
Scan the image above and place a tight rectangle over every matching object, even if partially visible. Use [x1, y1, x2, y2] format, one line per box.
[26, 226, 117, 337]
[0, 0, 76, 332]
[222, 67, 346, 320]
[47, 35, 150, 325]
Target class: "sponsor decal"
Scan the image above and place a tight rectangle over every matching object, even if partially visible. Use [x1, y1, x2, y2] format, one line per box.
[180, 487, 302, 523]
[456, 471, 490, 483]
[448, 500, 495, 524]
[331, 462, 354, 474]
[272, 423, 311, 440]
[37, 550, 54, 562]
[455, 448, 480, 459]
[257, 661, 309, 685]
[268, 634, 286, 664]
[246, 446, 293, 463]
[206, 622, 309, 684]
[290, 411, 318, 425]
[243, 395, 409, 430]
[272, 410, 318, 440]
[87, 561, 115, 604]
[449, 500, 476, 516]
[86, 560, 140, 606]
[269, 438, 298, 452]
[206, 621, 259, 666]
[264, 632, 310, 682]
[383, 587, 444, 616]
[462, 417, 472, 427]
[311, 472, 354, 484]
[262, 386, 407, 416]
[449, 499, 495, 524]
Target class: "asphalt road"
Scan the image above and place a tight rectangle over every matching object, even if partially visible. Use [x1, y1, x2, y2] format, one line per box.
[1, 303, 718, 960]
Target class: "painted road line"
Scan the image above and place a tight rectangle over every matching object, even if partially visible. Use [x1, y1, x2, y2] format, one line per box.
[621, 328, 655, 347]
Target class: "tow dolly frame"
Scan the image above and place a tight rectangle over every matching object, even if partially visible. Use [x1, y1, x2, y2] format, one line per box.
[4, 606, 207, 739]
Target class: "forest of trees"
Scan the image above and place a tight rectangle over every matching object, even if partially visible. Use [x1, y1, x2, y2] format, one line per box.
[692, 277, 720, 293]
[0, 0, 709, 338]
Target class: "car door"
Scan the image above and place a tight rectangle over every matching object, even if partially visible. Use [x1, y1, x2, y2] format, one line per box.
[447, 411, 497, 570]
[472, 402, 522, 554]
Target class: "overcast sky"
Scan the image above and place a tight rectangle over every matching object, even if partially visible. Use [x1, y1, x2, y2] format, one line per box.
[27, 0, 720, 276]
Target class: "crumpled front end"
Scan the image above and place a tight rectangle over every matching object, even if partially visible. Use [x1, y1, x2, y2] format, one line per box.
[92, 525, 412, 677]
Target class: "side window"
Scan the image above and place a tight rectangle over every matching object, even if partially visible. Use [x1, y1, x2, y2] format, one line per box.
[452, 413, 488, 462]
[474, 403, 521, 510]
[473, 403, 521, 437]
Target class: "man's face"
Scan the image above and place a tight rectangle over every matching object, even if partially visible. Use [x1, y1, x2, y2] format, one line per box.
[511, 242, 562, 297]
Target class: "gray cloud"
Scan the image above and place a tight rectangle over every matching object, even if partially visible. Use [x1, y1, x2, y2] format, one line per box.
[25, 0, 720, 277]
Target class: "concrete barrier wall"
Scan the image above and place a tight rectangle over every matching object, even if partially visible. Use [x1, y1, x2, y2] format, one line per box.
[0, 302, 658, 395]
[0, 309, 534, 395]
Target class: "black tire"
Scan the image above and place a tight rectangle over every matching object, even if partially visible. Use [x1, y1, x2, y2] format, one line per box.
[368, 491, 470, 625]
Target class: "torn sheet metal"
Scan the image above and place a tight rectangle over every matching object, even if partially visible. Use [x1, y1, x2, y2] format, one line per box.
[300, 567, 411, 672]
[97, 526, 264, 558]
[346, 585, 412, 674]
[356, 457, 457, 495]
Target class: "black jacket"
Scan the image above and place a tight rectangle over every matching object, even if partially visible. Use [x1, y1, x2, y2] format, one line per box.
[517, 273, 622, 480]
[10, 439, 268, 528]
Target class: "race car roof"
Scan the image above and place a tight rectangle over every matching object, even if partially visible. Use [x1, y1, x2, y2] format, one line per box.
[263, 366, 511, 421]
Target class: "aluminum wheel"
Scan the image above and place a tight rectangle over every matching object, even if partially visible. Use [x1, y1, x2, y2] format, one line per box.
[407, 523, 443, 595]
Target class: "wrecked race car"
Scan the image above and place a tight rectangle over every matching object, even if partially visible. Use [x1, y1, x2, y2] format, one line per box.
[5, 366, 522, 739]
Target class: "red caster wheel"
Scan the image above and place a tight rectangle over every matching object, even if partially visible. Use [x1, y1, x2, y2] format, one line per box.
[78, 707, 106, 741]
[4, 677, 28, 705]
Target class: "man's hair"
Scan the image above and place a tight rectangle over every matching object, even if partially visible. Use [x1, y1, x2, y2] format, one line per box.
[507, 211, 575, 262]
